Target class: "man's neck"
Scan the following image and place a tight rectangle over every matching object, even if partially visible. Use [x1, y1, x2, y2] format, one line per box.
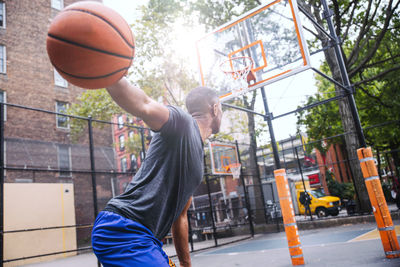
[193, 116, 212, 142]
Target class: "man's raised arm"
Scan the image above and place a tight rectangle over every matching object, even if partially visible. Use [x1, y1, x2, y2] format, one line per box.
[106, 77, 169, 131]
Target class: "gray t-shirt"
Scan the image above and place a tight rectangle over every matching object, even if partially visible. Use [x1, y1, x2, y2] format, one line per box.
[104, 106, 204, 240]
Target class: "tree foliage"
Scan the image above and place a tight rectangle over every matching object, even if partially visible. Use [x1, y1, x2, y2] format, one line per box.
[132, 0, 197, 104]
[67, 0, 197, 134]
[296, 63, 342, 155]
[297, 0, 400, 151]
[66, 89, 122, 141]
[191, 0, 261, 29]
[326, 170, 355, 200]
[297, 0, 399, 211]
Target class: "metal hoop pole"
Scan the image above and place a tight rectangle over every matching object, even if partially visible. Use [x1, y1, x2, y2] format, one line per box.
[321, 0, 366, 147]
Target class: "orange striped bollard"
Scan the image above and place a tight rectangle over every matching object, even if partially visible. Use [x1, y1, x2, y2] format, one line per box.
[358, 147, 400, 258]
[274, 169, 305, 265]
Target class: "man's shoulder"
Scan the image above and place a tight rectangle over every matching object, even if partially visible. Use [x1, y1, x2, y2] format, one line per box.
[167, 105, 193, 123]
[159, 105, 197, 136]
[167, 105, 189, 115]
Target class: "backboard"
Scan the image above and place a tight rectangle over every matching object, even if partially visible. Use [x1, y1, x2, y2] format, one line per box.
[196, 0, 311, 102]
[209, 142, 239, 175]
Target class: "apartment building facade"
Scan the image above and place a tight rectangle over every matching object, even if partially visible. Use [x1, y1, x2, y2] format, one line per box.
[0, 0, 118, 251]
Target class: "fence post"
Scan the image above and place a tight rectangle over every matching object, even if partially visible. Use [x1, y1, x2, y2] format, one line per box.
[187, 211, 194, 252]
[88, 117, 101, 267]
[204, 155, 218, 247]
[88, 117, 98, 218]
[235, 141, 254, 237]
[139, 128, 146, 160]
[274, 169, 305, 266]
[0, 103, 4, 267]
[250, 139, 269, 225]
[295, 147, 313, 221]
[205, 175, 218, 247]
[357, 147, 400, 258]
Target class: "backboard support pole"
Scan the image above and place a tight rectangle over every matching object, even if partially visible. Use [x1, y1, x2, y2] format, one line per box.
[321, 0, 366, 148]
[245, 19, 282, 170]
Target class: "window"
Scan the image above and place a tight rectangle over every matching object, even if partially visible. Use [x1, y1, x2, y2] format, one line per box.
[128, 131, 134, 139]
[120, 157, 127, 172]
[0, 2, 6, 28]
[54, 69, 68, 88]
[56, 101, 69, 129]
[0, 45, 6, 74]
[128, 116, 134, 124]
[58, 144, 71, 177]
[130, 154, 137, 172]
[51, 0, 63, 10]
[119, 135, 125, 151]
[130, 154, 136, 163]
[0, 90, 6, 121]
[117, 115, 124, 129]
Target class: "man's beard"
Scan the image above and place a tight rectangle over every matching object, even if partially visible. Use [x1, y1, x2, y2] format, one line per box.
[211, 118, 220, 134]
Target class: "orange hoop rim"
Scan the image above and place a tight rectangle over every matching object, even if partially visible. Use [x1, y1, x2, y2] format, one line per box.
[219, 56, 254, 78]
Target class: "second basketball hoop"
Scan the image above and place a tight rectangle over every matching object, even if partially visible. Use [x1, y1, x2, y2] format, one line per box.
[228, 163, 242, 179]
[220, 56, 254, 98]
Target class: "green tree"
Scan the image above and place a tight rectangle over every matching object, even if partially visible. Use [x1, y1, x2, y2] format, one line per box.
[297, 0, 400, 212]
[66, 89, 122, 141]
[296, 63, 342, 151]
[68, 0, 257, 150]
[326, 169, 355, 200]
[132, 0, 197, 104]
[67, 0, 197, 134]
[126, 133, 144, 154]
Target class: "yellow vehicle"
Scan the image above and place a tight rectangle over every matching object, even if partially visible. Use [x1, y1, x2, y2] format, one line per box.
[297, 189, 341, 218]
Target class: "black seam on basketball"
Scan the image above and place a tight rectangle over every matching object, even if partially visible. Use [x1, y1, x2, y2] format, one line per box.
[54, 65, 129, 80]
[65, 8, 135, 50]
[48, 33, 133, 60]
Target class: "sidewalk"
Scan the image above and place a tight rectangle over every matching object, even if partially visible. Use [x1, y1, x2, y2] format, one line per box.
[292, 202, 400, 230]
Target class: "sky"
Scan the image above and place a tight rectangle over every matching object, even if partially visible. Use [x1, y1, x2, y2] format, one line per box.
[103, 0, 322, 142]
[103, 0, 202, 68]
[103, 0, 145, 24]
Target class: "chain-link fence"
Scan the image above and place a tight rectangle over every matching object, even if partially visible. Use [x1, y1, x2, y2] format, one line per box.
[1, 102, 399, 265]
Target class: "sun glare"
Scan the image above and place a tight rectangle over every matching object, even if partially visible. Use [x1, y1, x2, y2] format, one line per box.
[171, 21, 205, 70]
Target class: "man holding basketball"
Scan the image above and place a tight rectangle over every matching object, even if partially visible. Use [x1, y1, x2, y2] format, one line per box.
[91, 77, 223, 267]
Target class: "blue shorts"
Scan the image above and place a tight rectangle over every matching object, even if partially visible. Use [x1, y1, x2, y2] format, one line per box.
[91, 211, 175, 267]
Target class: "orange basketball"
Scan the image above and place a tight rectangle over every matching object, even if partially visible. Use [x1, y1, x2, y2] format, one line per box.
[46, 1, 135, 89]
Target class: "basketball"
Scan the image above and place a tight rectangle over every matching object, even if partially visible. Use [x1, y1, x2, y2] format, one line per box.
[46, 1, 135, 89]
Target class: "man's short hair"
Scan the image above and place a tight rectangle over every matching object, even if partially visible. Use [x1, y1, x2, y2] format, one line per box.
[185, 87, 219, 115]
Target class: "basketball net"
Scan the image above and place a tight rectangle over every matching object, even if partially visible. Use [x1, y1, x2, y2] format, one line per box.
[228, 163, 241, 180]
[220, 56, 254, 98]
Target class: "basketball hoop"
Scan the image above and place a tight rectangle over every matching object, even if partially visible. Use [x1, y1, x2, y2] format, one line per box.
[220, 56, 254, 97]
[228, 163, 241, 180]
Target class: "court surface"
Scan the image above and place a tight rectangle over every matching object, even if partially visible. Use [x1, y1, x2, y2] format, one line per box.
[190, 221, 400, 267]
[26, 220, 400, 267]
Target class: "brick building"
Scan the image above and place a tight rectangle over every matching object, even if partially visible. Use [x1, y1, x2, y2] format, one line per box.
[0, 0, 117, 248]
[111, 113, 154, 194]
[315, 143, 353, 193]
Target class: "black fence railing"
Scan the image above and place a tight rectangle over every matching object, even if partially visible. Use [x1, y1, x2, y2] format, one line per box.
[1, 101, 399, 265]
